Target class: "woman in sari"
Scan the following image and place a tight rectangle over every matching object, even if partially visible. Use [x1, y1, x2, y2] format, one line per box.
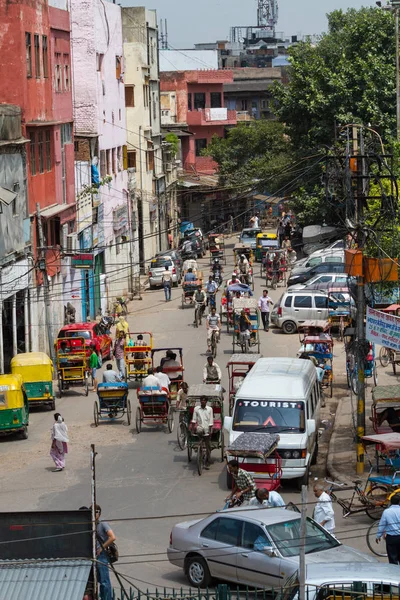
[50, 413, 69, 472]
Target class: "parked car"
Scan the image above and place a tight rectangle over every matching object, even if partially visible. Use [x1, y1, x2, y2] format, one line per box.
[287, 262, 345, 287]
[271, 290, 330, 334]
[239, 228, 262, 250]
[156, 249, 183, 271]
[184, 228, 207, 256]
[288, 272, 350, 291]
[167, 507, 376, 589]
[278, 563, 399, 600]
[291, 251, 345, 276]
[148, 255, 181, 289]
[57, 322, 112, 359]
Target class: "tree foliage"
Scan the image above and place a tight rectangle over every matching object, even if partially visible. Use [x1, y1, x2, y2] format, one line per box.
[274, 8, 396, 152]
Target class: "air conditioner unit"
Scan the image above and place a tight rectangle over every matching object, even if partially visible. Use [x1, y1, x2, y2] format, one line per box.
[66, 233, 78, 254]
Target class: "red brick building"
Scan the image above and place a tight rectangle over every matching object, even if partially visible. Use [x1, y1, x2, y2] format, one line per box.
[160, 70, 236, 174]
[0, 0, 75, 353]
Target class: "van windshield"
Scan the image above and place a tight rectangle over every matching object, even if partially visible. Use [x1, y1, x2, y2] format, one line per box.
[233, 399, 305, 432]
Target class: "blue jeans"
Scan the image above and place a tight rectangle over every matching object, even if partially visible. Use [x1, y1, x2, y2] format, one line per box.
[97, 550, 112, 600]
[164, 282, 171, 301]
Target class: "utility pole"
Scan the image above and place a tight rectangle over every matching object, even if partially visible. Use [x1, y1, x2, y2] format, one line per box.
[90, 444, 98, 599]
[36, 203, 56, 369]
[299, 485, 307, 600]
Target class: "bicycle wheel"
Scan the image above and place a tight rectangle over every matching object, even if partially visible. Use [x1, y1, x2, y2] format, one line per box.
[365, 485, 388, 520]
[194, 307, 199, 328]
[212, 335, 217, 358]
[177, 421, 187, 450]
[351, 367, 358, 396]
[379, 346, 390, 368]
[366, 521, 387, 557]
[271, 274, 278, 290]
[197, 440, 203, 476]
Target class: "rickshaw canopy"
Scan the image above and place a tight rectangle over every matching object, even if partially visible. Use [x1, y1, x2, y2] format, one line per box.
[11, 352, 53, 383]
[0, 374, 25, 410]
[226, 283, 253, 296]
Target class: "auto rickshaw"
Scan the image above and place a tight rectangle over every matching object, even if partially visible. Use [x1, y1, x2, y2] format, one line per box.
[11, 352, 55, 411]
[0, 374, 29, 440]
[255, 232, 278, 262]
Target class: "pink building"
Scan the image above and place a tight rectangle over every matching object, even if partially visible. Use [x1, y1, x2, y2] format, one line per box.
[161, 70, 236, 174]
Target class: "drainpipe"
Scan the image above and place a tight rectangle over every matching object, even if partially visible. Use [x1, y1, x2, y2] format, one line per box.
[0, 268, 3, 373]
[24, 288, 30, 352]
[12, 294, 17, 357]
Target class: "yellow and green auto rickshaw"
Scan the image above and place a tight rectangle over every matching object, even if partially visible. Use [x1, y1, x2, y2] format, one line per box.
[255, 232, 279, 262]
[11, 352, 55, 410]
[0, 374, 29, 440]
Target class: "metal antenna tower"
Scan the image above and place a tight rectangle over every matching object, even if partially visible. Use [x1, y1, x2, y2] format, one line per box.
[257, 0, 278, 33]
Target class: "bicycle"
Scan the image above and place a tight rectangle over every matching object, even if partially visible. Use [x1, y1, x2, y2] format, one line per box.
[366, 521, 387, 557]
[197, 432, 211, 476]
[194, 302, 205, 328]
[210, 329, 218, 358]
[207, 292, 217, 311]
[325, 477, 388, 520]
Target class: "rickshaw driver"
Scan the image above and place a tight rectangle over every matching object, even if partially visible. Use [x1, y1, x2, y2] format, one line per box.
[238, 254, 250, 285]
[190, 395, 214, 469]
[206, 307, 221, 353]
[203, 356, 222, 383]
[59, 341, 70, 365]
[205, 275, 218, 307]
[239, 309, 252, 342]
[193, 284, 207, 323]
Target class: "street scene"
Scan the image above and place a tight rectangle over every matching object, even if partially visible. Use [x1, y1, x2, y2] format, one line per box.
[2, 0, 400, 598]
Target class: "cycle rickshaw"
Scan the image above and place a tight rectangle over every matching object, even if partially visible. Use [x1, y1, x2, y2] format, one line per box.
[55, 337, 89, 397]
[226, 353, 262, 415]
[221, 282, 253, 333]
[233, 244, 255, 290]
[208, 233, 226, 264]
[262, 248, 287, 288]
[232, 297, 260, 354]
[151, 347, 184, 407]
[181, 279, 201, 309]
[328, 285, 353, 340]
[225, 432, 282, 491]
[124, 332, 153, 381]
[344, 327, 377, 394]
[378, 304, 400, 373]
[94, 382, 132, 426]
[136, 387, 174, 433]
[371, 385, 400, 434]
[300, 334, 334, 398]
[180, 384, 225, 475]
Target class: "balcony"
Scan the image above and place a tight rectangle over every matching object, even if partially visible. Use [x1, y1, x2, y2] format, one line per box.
[236, 111, 254, 122]
[187, 108, 237, 127]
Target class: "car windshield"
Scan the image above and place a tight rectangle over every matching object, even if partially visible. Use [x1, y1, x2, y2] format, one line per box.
[267, 517, 339, 558]
[241, 230, 259, 240]
[60, 330, 91, 340]
[233, 399, 305, 432]
[152, 258, 173, 268]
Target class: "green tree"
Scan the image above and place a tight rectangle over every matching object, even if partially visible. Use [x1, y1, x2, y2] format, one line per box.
[164, 133, 179, 156]
[274, 7, 396, 152]
[204, 120, 293, 190]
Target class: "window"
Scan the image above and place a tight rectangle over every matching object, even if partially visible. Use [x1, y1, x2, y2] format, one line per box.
[42, 36, 48, 77]
[100, 150, 106, 177]
[127, 151, 136, 169]
[215, 518, 241, 546]
[112, 148, 116, 175]
[11, 183, 19, 217]
[315, 296, 328, 309]
[26, 33, 32, 77]
[146, 150, 154, 171]
[284, 295, 292, 307]
[45, 130, 52, 171]
[34, 34, 40, 78]
[107, 149, 112, 174]
[117, 146, 122, 171]
[201, 519, 219, 541]
[38, 130, 44, 173]
[195, 139, 207, 156]
[188, 93, 192, 111]
[241, 99, 248, 111]
[55, 53, 62, 92]
[125, 85, 135, 107]
[63, 54, 70, 91]
[293, 296, 312, 308]
[143, 84, 149, 108]
[307, 257, 322, 267]
[210, 92, 222, 108]
[29, 131, 36, 175]
[194, 93, 206, 110]
[116, 55, 122, 79]
[96, 53, 104, 72]
[242, 522, 271, 551]
[61, 123, 72, 145]
[326, 255, 342, 263]
[266, 517, 338, 558]
[152, 93, 157, 119]
[48, 217, 61, 246]
[261, 99, 267, 109]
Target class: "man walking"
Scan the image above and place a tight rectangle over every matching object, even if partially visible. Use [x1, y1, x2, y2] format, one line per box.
[95, 504, 116, 600]
[113, 331, 125, 379]
[313, 483, 335, 534]
[258, 289, 274, 331]
[162, 265, 172, 302]
[376, 495, 400, 564]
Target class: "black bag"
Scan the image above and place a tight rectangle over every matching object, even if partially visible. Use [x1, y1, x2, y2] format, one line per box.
[106, 541, 119, 563]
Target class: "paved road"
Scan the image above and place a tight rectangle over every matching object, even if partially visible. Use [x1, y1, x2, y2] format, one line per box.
[0, 236, 385, 592]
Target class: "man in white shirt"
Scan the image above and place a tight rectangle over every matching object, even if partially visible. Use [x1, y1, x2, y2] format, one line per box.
[203, 356, 222, 383]
[141, 368, 161, 393]
[206, 307, 221, 353]
[155, 366, 171, 391]
[249, 488, 286, 508]
[102, 363, 122, 383]
[313, 483, 335, 533]
[258, 289, 274, 332]
[161, 266, 173, 302]
[190, 396, 214, 469]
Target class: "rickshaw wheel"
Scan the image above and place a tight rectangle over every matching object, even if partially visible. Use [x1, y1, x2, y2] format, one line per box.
[373, 364, 378, 387]
[20, 426, 28, 440]
[197, 440, 203, 475]
[393, 360, 397, 376]
[167, 405, 174, 433]
[93, 401, 100, 427]
[126, 399, 132, 426]
[379, 346, 390, 368]
[177, 421, 187, 450]
[84, 374, 89, 396]
[329, 378, 333, 398]
[135, 407, 141, 433]
[220, 432, 225, 463]
[50, 399, 56, 411]
[58, 376, 63, 398]
[350, 368, 358, 396]
[187, 444, 192, 462]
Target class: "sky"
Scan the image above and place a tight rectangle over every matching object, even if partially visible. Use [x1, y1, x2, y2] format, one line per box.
[119, 0, 376, 48]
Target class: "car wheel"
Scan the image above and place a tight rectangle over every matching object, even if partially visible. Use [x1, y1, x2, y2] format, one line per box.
[282, 320, 297, 334]
[226, 468, 233, 490]
[311, 442, 318, 466]
[186, 556, 212, 588]
[296, 468, 309, 490]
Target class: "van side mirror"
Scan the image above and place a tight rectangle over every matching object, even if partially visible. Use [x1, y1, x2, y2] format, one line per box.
[307, 419, 316, 435]
[224, 416, 233, 432]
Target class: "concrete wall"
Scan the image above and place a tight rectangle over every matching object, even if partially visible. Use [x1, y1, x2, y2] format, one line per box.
[160, 50, 218, 72]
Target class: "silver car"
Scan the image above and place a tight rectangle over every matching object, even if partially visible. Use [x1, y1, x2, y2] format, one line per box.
[148, 256, 181, 289]
[167, 508, 377, 589]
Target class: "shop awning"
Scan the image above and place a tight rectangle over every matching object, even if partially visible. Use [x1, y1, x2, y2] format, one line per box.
[37, 203, 76, 225]
[0, 186, 17, 206]
[0, 559, 92, 600]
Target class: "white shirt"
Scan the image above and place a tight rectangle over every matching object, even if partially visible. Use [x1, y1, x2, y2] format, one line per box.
[162, 270, 173, 282]
[206, 313, 220, 329]
[249, 491, 286, 508]
[155, 372, 171, 389]
[252, 217, 259, 228]
[142, 374, 161, 390]
[192, 405, 214, 431]
[258, 295, 273, 313]
[313, 491, 335, 532]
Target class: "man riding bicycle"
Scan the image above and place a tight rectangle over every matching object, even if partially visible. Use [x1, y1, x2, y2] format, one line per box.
[206, 307, 221, 354]
[193, 284, 207, 324]
[238, 309, 252, 344]
[205, 275, 218, 308]
[190, 395, 214, 469]
[203, 356, 222, 383]
[238, 254, 250, 284]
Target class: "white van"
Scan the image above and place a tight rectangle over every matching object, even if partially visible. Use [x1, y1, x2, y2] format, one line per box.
[224, 358, 320, 489]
